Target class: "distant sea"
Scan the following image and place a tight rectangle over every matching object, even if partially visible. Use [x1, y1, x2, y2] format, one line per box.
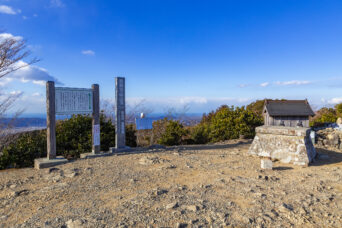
[1, 113, 204, 129]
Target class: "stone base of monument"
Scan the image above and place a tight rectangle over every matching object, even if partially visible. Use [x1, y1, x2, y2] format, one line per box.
[249, 126, 316, 166]
[261, 159, 273, 169]
[34, 156, 68, 169]
[110, 146, 131, 153]
[80, 151, 114, 159]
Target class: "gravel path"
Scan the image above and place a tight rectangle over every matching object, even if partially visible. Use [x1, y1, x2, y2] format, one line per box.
[0, 140, 341, 227]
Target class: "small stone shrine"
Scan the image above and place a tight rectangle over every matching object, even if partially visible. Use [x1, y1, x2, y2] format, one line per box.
[249, 126, 316, 166]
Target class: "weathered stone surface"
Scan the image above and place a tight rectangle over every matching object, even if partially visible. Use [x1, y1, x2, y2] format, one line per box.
[249, 126, 316, 166]
[80, 151, 113, 159]
[261, 159, 273, 169]
[34, 156, 68, 169]
[115, 77, 126, 149]
[337, 117, 342, 125]
[66, 219, 86, 228]
[184, 205, 199, 212]
[316, 128, 342, 150]
[165, 202, 179, 210]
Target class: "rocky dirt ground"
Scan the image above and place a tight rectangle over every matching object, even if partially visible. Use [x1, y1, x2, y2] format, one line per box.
[0, 139, 342, 228]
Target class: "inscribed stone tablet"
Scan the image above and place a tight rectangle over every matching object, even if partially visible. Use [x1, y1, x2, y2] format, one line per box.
[121, 122, 125, 134]
[93, 124, 100, 146]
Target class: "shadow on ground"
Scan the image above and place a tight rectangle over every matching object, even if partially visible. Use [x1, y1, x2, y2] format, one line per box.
[175, 140, 252, 151]
[273, 166, 294, 171]
[114, 140, 252, 157]
[311, 148, 342, 166]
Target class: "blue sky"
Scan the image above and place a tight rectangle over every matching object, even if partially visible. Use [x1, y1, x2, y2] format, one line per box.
[1, 0, 342, 114]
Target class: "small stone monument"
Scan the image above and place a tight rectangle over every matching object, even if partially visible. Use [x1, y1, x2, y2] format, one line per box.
[249, 125, 316, 166]
[115, 77, 126, 149]
[261, 158, 273, 169]
[110, 77, 131, 153]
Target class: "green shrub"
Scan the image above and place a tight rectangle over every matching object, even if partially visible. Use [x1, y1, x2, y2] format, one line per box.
[191, 123, 210, 144]
[246, 99, 265, 117]
[157, 119, 188, 146]
[0, 114, 137, 169]
[55, 114, 119, 158]
[335, 103, 342, 118]
[56, 115, 92, 158]
[0, 130, 46, 169]
[151, 118, 169, 144]
[126, 124, 137, 147]
[192, 105, 263, 143]
[310, 107, 337, 127]
[208, 105, 237, 141]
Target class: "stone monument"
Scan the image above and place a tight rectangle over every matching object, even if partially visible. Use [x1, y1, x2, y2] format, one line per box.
[115, 77, 126, 149]
[249, 125, 316, 166]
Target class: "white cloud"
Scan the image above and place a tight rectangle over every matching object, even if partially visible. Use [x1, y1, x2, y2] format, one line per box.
[50, 0, 65, 8]
[110, 96, 253, 113]
[27, 44, 42, 52]
[0, 5, 17, 15]
[127, 97, 250, 106]
[0, 33, 22, 41]
[0, 78, 13, 87]
[32, 92, 41, 97]
[275, 80, 311, 86]
[2, 60, 62, 86]
[9, 90, 22, 96]
[179, 97, 207, 104]
[240, 80, 312, 88]
[32, 80, 47, 86]
[328, 97, 342, 105]
[208, 97, 251, 103]
[9, 92, 46, 113]
[82, 50, 95, 56]
[20, 78, 29, 83]
[260, 82, 269, 87]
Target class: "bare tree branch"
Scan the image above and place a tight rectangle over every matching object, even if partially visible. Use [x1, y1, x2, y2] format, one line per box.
[0, 35, 39, 78]
[126, 99, 153, 123]
[101, 99, 153, 124]
[0, 92, 23, 137]
[100, 99, 116, 121]
[163, 104, 190, 123]
[0, 31, 38, 139]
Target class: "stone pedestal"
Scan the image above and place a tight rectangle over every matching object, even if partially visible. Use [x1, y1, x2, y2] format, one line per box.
[249, 126, 316, 166]
[80, 152, 113, 159]
[110, 146, 131, 153]
[261, 159, 273, 169]
[34, 156, 68, 169]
